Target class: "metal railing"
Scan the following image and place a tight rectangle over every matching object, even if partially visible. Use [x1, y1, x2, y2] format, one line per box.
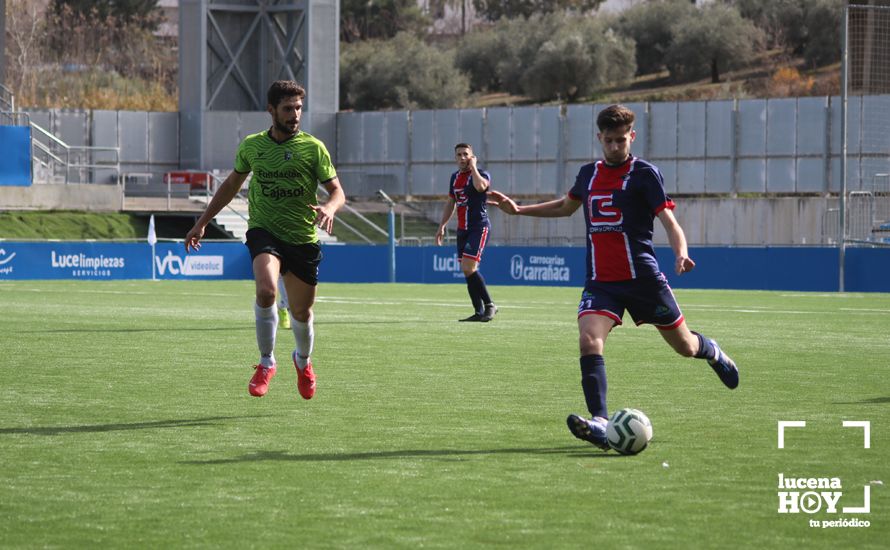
[117, 168, 397, 245]
[0, 110, 29, 127]
[214, 172, 250, 225]
[0, 84, 14, 115]
[30, 121, 121, 184]
[0, 88, 122, 185]
[317, 184, 386, 245]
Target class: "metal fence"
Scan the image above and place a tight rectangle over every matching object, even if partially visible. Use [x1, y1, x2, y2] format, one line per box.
[336, 97, 890, 198]
[19, 95, 890, 197]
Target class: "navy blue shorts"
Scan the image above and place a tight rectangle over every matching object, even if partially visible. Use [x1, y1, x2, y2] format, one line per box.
[577, 272, 684, 330]
[456, 226, 490, 262]
[245, 228, 323, 286]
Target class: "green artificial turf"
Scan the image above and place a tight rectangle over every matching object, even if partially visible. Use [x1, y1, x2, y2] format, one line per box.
[0, 282, 887, 548]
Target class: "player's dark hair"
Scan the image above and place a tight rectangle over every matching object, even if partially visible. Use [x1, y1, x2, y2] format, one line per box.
[454, 143, 473, 151]
[596, 104, 635, 132]
[267, 80, 306, 108]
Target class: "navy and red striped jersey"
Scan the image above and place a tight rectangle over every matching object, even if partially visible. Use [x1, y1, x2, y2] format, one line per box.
[449, 169, 491, 230]
[568, 156, 675, 282]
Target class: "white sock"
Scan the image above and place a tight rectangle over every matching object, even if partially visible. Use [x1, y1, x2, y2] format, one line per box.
[277, 277, 289, 310]
[291, 315, 314, 370]
[254, 303, 277, 367]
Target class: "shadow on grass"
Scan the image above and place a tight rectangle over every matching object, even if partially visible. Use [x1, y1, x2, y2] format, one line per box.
[314, 320, 436, 325]
[18, 326, 248, 334]
[832, 396, 890, 405]
[21, 321, 422, 333]
[0, 415, 270, 436]
[182, 446, 624, 465]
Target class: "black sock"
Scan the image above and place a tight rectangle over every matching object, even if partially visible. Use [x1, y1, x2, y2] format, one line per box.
[465, 275, 483, 314]
[580, 354, 608, 419]
[469, 271, 493, 305]
[692, 331, 716, 360]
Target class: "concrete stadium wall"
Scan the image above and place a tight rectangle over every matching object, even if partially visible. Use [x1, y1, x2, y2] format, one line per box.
[411, 196, 838, 246]
[0, 183, 121, 211]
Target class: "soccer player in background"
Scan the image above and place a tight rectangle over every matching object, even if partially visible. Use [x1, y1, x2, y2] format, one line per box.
[489, 104, 738, 449]
[185, 80, 345, 399]
[435, 143, 498, 322]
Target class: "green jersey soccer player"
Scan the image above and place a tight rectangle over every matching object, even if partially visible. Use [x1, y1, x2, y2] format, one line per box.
[186, 80, 346, 400]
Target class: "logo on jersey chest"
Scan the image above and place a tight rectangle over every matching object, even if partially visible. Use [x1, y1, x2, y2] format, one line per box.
[284, 151, 293, 161]
[587, 192, 623, 229]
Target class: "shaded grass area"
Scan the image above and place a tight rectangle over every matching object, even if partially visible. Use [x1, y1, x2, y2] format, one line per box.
[0, 281, 887, 548]
[0, 211, 230, 241]
[0, 211, 144, 239]
[0, 210, 428, 244]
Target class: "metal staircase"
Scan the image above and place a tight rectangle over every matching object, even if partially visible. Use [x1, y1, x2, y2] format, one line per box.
[213, 195, 251, 241]
[0, 84, 14, 116]
[1, 83, 120, 185]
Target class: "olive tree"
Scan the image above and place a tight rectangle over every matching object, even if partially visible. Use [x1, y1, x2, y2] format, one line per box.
[665, 3, 764, 83]
[616, 0, 698, 75]
[340, 32, 470, 110]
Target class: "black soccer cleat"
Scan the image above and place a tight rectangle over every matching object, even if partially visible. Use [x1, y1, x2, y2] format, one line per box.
[459, 313, 485, 322]
[566, 414, 610, 451]
[481, 304, 498, 322]
[707, 339, 739, 389]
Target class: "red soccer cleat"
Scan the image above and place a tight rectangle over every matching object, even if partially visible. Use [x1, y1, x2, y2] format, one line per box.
[248, 364, 276, 397]
[293, 351, 316, 400]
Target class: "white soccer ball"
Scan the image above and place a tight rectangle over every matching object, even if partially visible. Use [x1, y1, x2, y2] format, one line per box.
[606, 408, 653, 455]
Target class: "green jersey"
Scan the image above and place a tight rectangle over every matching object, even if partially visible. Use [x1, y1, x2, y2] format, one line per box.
[234, 129, 337, 245]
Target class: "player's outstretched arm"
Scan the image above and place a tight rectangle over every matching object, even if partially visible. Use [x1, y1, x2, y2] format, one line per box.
[185, 171, 249, 253]
[657, 208, 695, 274]
[312, 177, 346, 234]
[487, 190, 519, 214]
[489, 190, 580, 218]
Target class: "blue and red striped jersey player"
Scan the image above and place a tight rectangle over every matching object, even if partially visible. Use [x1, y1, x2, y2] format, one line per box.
[436, 143, 498, 322]
[489, 104, 738, 450]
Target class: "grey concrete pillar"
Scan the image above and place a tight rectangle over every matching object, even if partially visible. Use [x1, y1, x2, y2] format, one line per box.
[178, 0, 339, 169]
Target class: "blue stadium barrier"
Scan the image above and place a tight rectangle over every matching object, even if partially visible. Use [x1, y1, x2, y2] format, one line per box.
[845, 248, 890, 293]
[0, 241, 888, 292]
[0, 242, 252, 280]
[327, 246, 842, 291]
[0, 125, 32, 186]
[654, 247, 840, 292]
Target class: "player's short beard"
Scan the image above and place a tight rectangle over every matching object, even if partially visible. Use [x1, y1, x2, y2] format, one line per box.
[273, 116, 299, 137]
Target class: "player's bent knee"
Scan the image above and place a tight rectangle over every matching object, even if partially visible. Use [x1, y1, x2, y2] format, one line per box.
[256, 288, 277, 307]
[291, 307, 312, 323]
[579, 337, 605, 356]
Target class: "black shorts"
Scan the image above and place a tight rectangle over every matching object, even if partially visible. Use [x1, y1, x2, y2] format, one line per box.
[245, 228, 323, 286]
[577, 272, 684, 330]
[456, 225, 490, 262]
